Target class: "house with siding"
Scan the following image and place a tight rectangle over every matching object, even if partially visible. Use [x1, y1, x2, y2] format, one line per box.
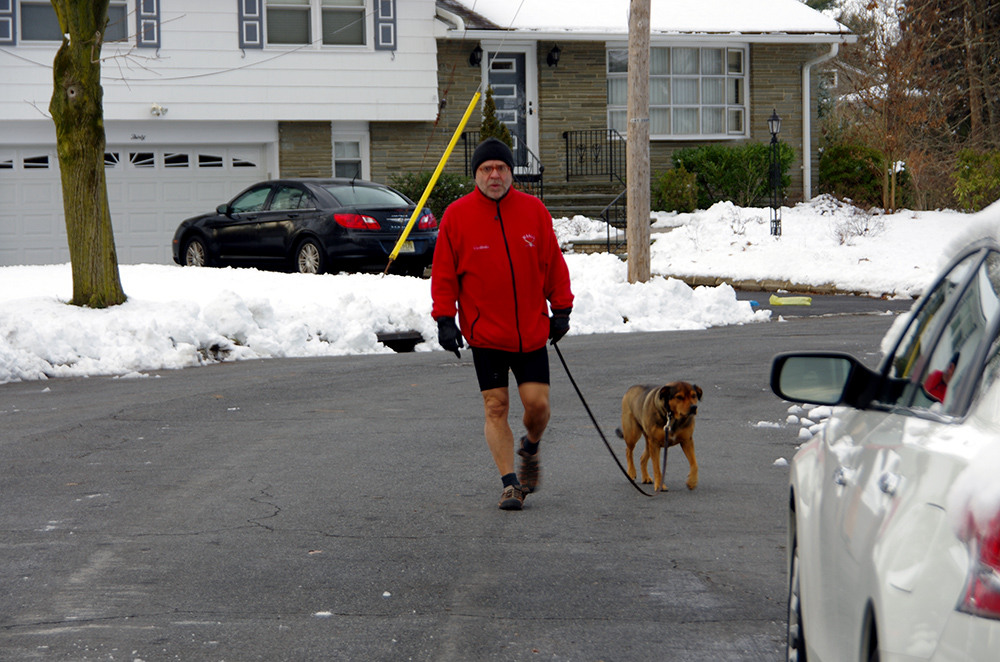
[0, 0, 851, 267]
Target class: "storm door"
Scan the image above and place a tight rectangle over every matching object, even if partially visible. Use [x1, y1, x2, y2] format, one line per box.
[484, 47, 538, 170]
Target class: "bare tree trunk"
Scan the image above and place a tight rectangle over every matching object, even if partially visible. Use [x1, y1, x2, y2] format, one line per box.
[48, 0, 126, 308]
[963, 0, 984, 145]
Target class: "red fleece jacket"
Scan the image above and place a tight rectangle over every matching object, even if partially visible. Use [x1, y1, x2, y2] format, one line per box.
[431, 187, 574, 353]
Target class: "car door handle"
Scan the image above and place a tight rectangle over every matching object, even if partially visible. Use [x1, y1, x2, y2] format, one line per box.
[878, 472, 901, 497]
[833, 466, 849, 486]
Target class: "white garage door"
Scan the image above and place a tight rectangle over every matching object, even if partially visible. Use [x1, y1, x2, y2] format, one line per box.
[0, 145, 268, 266]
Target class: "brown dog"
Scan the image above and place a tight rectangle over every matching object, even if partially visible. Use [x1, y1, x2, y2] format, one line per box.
[615, 382, 703, 492]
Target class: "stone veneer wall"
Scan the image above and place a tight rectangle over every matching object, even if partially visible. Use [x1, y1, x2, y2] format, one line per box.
[278, 121, 333, 178]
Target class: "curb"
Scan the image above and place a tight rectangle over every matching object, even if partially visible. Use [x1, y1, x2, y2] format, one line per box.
[674, 275, 895, 298]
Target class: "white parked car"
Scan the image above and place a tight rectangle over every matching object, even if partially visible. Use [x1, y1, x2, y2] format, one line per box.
[771, 224, 1000, 661]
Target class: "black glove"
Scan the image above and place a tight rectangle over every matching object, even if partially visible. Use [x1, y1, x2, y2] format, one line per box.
[549, 308, 572, 344]
[436, 316, 464, 358]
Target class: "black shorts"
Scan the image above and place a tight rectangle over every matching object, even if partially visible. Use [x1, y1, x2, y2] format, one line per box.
[471, 346, 550, 391]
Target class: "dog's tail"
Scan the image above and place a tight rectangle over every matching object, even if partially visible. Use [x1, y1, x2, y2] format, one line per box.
[614, 427, 624, 439]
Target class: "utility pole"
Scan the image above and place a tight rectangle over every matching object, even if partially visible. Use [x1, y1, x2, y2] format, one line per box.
[626, 0, 651, 283]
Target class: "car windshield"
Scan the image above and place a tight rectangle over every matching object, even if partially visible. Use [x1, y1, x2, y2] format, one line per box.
[322, 184, 409, 207]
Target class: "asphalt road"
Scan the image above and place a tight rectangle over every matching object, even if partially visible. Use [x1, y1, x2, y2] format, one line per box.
[0, 295, 910, 661]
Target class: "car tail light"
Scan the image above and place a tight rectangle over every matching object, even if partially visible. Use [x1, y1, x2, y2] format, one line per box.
[959, 513, 1000, 619]
[335, 213, 381, 230]
[417, 212, 438, 230]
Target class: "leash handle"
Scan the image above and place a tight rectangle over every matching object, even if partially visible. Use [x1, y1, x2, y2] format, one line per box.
[553, 343, 654, 497]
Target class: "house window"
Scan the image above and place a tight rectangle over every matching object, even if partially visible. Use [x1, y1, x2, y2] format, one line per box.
[19, 1, 128, 43]
[334, 140, 362, 178]
[266, 0, 366, 46]
[607, 45, 748, 139]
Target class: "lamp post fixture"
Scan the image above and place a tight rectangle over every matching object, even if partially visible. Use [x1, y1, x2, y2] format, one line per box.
[768, 109, 782, 237]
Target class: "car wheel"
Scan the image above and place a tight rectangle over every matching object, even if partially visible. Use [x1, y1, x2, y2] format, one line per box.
[787, 533, 807, 662]
[183, 237, 209, 267]
[295, 239, 324, 275]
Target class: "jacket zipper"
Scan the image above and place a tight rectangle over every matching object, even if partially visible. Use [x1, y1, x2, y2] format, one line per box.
[495, 199, 523, 352]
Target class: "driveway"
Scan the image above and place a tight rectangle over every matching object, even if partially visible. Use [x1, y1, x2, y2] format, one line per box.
[0, 307, 897, 661]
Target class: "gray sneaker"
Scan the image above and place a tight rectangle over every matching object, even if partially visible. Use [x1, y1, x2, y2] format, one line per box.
[498, 484, 526, 510]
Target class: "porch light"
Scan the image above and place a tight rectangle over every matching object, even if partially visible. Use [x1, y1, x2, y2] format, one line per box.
[547, 44, 562, 67]
[469, 44, 483, 67]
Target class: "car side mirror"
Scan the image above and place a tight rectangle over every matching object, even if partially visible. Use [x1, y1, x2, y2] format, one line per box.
[771, 352, 878, 408]
[217, 203, 231, 216]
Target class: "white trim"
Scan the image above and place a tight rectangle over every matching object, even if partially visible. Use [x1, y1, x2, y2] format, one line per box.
[443, 30, 857, 45]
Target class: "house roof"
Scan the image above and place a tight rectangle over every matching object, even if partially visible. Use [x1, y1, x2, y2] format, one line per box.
[441, 0, 852, 41]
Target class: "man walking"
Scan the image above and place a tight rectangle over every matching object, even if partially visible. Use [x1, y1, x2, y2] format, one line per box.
[431, 138, 574, 511]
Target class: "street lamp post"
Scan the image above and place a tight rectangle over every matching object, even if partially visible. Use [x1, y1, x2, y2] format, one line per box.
[768, 109, 782, 237]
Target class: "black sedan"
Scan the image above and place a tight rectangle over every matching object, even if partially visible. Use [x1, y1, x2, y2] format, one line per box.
[171, 178, 437, 276]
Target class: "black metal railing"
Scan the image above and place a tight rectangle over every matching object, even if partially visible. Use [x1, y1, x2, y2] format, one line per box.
[461, 132, 544, 200]
[562, 129, 626, 183]
[600, 189, 628, 253]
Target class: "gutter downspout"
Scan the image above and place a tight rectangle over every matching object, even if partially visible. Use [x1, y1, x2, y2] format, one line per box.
[435, 6, 465, 32]
[801, 42, 839, 201]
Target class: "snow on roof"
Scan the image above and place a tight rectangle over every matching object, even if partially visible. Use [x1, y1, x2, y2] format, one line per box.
[448, 0, 850, 36]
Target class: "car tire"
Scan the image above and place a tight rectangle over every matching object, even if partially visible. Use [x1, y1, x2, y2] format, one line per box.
[787, 533, 807, 662]
[399, 262, 428, 278]
[295, 239, 325, 275]
[183, 237, 210, 267]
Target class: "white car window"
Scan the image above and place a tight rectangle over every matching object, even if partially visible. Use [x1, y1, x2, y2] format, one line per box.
[976, 334, 1000, 423]
[914, 252, 1000, 414]
[877, 251, 980, 409]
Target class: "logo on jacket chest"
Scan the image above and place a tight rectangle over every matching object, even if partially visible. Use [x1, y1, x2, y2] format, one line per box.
[522, 233, 536, 248]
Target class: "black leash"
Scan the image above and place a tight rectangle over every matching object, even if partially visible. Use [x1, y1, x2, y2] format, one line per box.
[553, 343, 654, 497]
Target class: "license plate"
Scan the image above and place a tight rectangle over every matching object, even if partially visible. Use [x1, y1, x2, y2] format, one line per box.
[399, 241, 415, 254]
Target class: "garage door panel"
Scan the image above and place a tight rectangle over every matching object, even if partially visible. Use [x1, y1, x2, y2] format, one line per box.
[128, 245, 167, 264]
[0, 182, 17, 206]
[125, 211, 160, 234]
[126, 182, 158, 203]
[106, 180, 124, 204]
[24, 246, 69, 264]
[23, 212, 62, 236]
[20, 182, 60, 209]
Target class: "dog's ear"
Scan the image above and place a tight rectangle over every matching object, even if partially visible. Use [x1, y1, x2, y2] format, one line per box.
[694, 385, 703, 401]
[660, 384, 676, 402]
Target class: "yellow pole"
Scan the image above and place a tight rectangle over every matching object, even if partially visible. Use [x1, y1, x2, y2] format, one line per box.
[384, 91, 481, 274]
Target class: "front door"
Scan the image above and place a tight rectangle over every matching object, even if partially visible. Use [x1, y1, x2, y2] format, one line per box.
[483, 44, 538, 170]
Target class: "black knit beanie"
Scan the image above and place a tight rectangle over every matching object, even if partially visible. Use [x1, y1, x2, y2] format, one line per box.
[471, 138, 515, 174]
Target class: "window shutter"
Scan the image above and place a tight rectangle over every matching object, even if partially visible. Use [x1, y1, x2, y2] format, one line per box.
[0, 0, 16, 46]
[136, 0, 160, 48]
[239, 0, 264, 49]
[374, 0, 396, 51]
